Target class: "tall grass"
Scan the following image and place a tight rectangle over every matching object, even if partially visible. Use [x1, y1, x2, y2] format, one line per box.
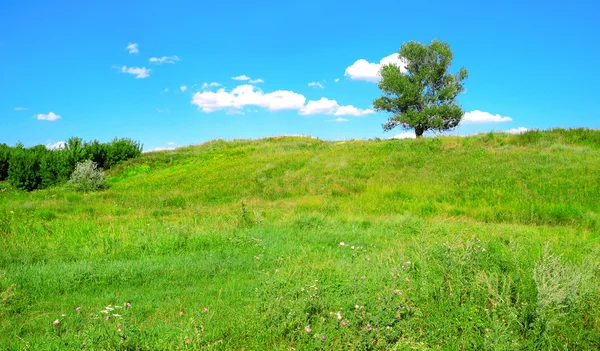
[1, 128, 599, 350]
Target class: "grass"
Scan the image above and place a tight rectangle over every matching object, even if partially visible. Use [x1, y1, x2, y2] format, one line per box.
[1, 128, 599, 350]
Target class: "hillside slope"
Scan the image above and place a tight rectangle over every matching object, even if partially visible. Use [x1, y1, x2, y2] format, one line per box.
[1, 128, 599, 350]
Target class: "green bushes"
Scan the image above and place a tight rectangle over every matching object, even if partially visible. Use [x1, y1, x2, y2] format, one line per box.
[0, 137, 142, 191]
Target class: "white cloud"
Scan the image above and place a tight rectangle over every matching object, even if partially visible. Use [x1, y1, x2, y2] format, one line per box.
[167, 142, 176, 145]
[45, 141, 66, 150]
[126, 43, 139, 54]
[201, 82, 221, 89]
[300, 97, 374, 116]
[36, 112, 61, 121]
[462, 110, 512, 123]
[232, 75, 250, 81]
[345, 53, 408, 82]
[506, 127, 528, 134]
[334, 105, 375, 116]
[331, 117, 348, 122]
[334, 78, 340, 83]
[156, 108, 170, 113]
[161, 88, 169, 94]
[299, 98, 338, 115]
[120, 66, 150, 79]
[191, 84, 306, 113]
[391, 132, 416, 139]
[308, 82, 324, 89]
[232, 75, 263, 83]
[14, 107, 28, 111]
[149, 56, 180, 64]
[180, 85, 187, 92]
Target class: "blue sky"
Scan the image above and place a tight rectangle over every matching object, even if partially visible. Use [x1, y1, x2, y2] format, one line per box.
[1, 0, 599, 151]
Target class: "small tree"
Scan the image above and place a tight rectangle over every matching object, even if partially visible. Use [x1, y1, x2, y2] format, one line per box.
[374, 39, 468, 138]
[67, 160, 105, 192]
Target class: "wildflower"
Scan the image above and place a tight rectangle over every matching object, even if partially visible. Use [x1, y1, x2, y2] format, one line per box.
[118, 323, 122, 328]
[101, 310, 109, 314]
[342, 321, 347, 326]
[351, 246, 355, 250]
[75, 307, 81, 311]
[405, 278, 410, 283]
[90, 313, 94, 317]
[61, 314, 66, 317]
[105, 306, 114, 311]
[203, 307, 209, 313]
[180, 311, 184, 316]
[449, 292, 453, 296]
[391, 268, 395, 271]
[321, 335, 326, 341]
[53, 319, 60, 326]
[305, 325, 312, 333]
[386, 326, 392, 330]
[361, 276, 366, 279]
[482, 248, 486, 252]
[336, 311, 342, 320]
[275, 269, 279, 273]
[355, 305, 359, 310]
[403, 261, 411, 265]
[366, 256, 370, 261]
[124, 302, 131, 307]
[112, 314, 121, 317]
[106, 316, 110, 321]
[339, 242, 345, 246]
[484, 308, 489, 313]
[364, 324, 372, 331]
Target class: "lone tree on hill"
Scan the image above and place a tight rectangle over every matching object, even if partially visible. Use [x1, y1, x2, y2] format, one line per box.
[374, 39, 468, 138]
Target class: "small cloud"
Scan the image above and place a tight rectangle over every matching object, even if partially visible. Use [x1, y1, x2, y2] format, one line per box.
[126, 43, 139, 54]
[505, 127, 528, 134]
[167, 142, 176, 146]
[232, 75, 250, 81]
[462, 110, 512, 123]
[345, 53, 408, 82]
[143, 147, 176, 153]
[161, 88, 169, 94]
[156, 108, 170, 113]
[201, 82, 221, 89]
[149, 56, 180, 65]
[391, 132, 416, 139]
[46, 141, 66, 150]
[180, 85, 188, 92]
[308, 82, 324, 89]
[14, 107, 28, 111]
[119, 65, 150, 79]
[334, 105, 375, 116]
[249, 78, 264, 84]
[36, 112, 61, 121]
[334, 78, 340, 83]
[330, 117, 348, 122]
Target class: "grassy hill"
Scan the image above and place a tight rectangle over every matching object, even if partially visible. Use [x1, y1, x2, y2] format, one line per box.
[1, 128, 599, 350]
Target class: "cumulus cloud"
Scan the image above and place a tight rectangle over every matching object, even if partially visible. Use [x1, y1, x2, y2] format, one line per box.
[334, 78, 340, 83]
[126, 43, 139, 54]
[180, 85, 187, 92]
[191, 84, 306, 113]
[232, 75, 263, 83]
[201, 82, 221, 89]
[149, 56, 179, 64]
[167, 142, 176, 145]
[308, 82, 324, 88]
[506, 127, 528, 134]
[462, 110, 512, 123]
[334, 105, 375, 116]
[232, 75, 250, 81]
[391, 132, 416, 139]
[36, 112, 61, 121]
[345, 53, 408, 82]
[14, 107, 28, 111]
[331, 117, 348, 122]
[46, 141, 66, 150]
[120, 66, 150, 79]
[299, 97, 374, 116]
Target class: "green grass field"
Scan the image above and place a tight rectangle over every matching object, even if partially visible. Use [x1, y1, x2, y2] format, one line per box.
[1, 128, 599, 350]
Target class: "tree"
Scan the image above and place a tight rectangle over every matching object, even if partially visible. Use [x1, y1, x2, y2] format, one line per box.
[374, 39, 468, 138]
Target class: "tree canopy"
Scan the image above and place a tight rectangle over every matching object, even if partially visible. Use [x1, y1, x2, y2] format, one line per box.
[374, 39, 468, 138]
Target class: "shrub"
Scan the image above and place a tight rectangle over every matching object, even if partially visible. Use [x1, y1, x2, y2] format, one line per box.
[0, 143, 10, 181]
[67, 160, 106, 192]
[105, 138, 143, 168]
[7, 146, 43, 191]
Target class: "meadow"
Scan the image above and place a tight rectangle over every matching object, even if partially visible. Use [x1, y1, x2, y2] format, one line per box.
[1, 128, 599, 350]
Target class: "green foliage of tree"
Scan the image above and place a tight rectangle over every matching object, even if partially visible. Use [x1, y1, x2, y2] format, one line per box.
[0, 143, 10, 181]
[374, 39, 468, 138]
[105, 138, 143, 168]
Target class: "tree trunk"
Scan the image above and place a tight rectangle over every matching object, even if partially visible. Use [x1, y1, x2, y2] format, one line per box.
[415, 127, 424, 138]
